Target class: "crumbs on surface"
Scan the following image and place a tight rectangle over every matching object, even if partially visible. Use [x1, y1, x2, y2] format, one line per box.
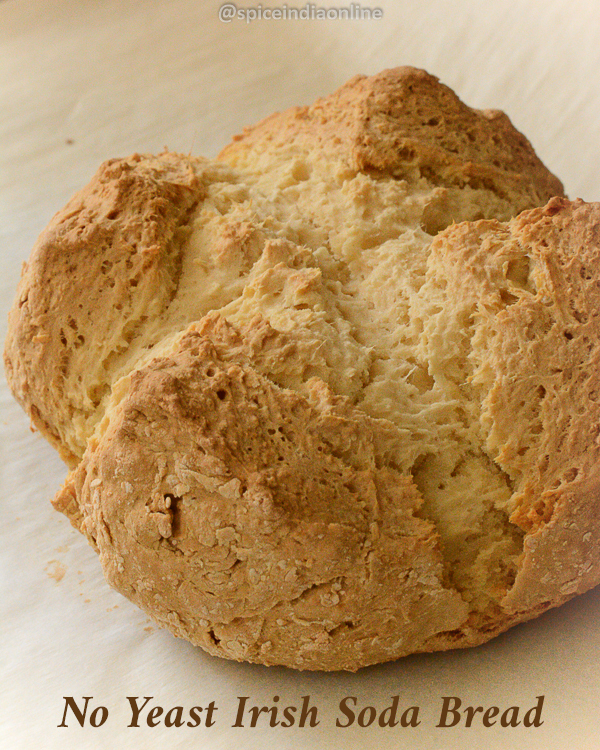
[45, 560, 66, 582]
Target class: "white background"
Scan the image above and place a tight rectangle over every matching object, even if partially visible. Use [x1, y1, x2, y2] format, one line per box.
[1, 0, 599, 748]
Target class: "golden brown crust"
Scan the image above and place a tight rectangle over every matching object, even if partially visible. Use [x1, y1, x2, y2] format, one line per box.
[220, 67, 564, 211]
[4, 152, 204, 464]
[481, 199, 600, 612]
[7, 67, 595, 672]
[408, 197, 600, 632]
[55, 317, 469, 670]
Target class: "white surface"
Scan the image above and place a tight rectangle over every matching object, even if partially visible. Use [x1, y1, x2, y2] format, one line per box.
[1, 0, 600, 747]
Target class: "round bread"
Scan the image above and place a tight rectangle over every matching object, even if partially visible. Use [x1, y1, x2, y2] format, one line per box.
[5, 67, 600, 671]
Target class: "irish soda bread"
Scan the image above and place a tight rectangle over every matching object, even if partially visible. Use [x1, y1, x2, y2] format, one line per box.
[5, 67, 600, 671]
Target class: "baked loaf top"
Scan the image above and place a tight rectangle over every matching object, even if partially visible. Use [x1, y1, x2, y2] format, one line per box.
[5, 67, 600, 671]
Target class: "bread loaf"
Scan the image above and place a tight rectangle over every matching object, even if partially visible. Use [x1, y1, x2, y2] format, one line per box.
[5, 67, 600, 671]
